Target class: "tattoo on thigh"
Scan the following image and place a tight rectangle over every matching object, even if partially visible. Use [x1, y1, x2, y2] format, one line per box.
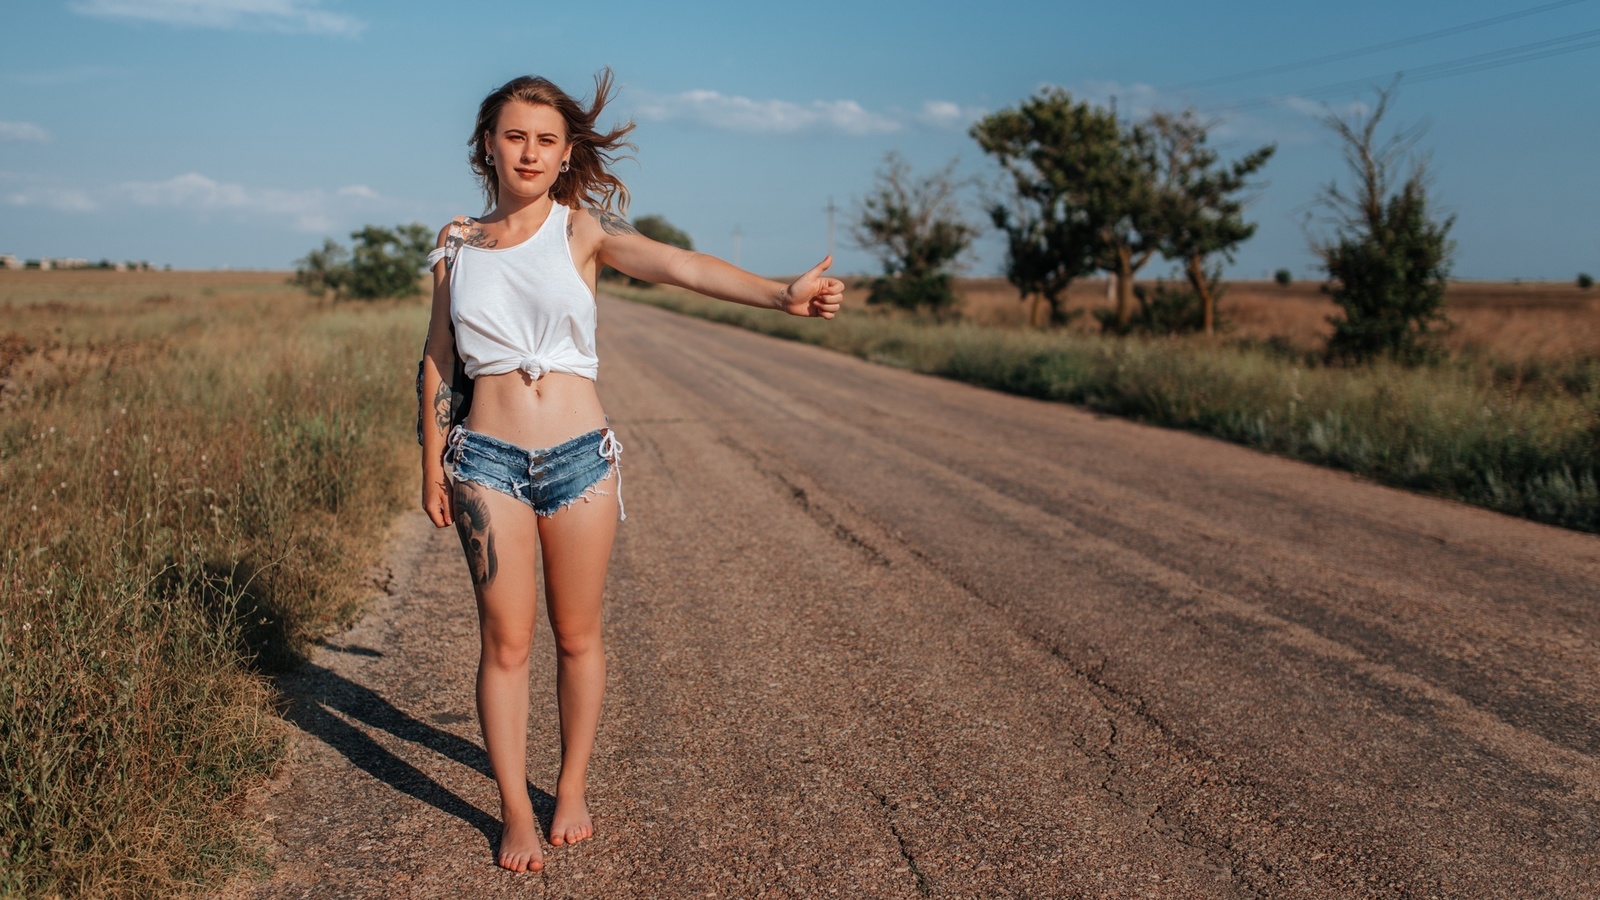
[453, 485, 498, 587]
[589, 209, 639, 236]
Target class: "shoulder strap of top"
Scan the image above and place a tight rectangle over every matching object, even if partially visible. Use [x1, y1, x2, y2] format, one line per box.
[425, 217, 473, 270]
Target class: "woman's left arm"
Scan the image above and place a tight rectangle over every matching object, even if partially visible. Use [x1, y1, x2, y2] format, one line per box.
[588, 209, 844, 319]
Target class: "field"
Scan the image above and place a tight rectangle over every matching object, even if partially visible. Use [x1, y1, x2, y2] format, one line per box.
[0, 270, 424, 897]
[882, 277, 1600, 361]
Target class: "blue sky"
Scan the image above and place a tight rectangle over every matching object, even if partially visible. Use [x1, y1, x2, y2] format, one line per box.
[2, 0, 1597, 280]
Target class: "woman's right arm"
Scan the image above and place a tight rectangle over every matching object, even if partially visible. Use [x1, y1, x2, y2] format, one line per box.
[420, 223, 458, 529]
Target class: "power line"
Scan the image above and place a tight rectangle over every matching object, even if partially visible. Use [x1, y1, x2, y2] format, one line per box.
[1169, 0, 1591, 91]
[1207, 26, 1600, 113]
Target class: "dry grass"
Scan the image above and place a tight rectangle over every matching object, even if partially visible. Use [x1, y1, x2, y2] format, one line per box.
[1, 270, 424, 897]
[953, 276, 1600, 360]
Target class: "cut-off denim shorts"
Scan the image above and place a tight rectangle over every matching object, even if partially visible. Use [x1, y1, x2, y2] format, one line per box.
[445, 424, 624, 520]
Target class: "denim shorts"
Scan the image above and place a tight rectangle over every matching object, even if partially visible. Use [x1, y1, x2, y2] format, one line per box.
[445, 424, 624, 520]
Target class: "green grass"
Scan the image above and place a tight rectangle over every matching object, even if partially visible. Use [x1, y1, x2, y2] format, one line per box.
[611, 285, 1599, 532]
[0, 271, 424, 897]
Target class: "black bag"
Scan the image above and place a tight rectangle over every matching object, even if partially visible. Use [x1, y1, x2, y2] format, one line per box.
[415, 340, 473, 446]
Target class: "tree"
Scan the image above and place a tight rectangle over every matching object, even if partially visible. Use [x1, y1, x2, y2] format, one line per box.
[292, 237, 349, 299]
[971, 88, 1160, 329]
[1147, 111, 1275, 335]
[344, 223, 433, 300]
[849, 152, 976, 317]
[1311, 87, 1454, 364]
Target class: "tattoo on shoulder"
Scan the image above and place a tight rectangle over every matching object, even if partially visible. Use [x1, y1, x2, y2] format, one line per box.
[588, 209, 639, 237]
[566, 216, 575, 240]
[440, 218, 492, 272]
[461, 222, 497, 249]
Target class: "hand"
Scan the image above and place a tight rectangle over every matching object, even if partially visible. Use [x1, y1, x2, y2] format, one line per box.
[780, 255, 845, 319]
[422, 470, 454, 528]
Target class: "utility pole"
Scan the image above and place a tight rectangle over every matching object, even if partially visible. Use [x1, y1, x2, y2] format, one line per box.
[824, 196, 837, 260]
[1106, 93, 1119, 309]
[732, 225, 742, 268]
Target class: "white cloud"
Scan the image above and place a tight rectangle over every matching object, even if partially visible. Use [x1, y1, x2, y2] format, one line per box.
[116, 172, 387, 231]
[917, 100, 987, 130]
[0, 121, 51, 143]
[1061, 80, 1331, 146]
[1276, 95, 1371, 120]
[3, 170, 390, 231]
[7, 186, 96, 212]
[636, 90, 901, 136]
[70, 0, 364, 36]
[1072, 80, 1179, 120]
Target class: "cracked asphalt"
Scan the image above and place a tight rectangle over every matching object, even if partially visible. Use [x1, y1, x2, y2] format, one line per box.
[218, 296, 1600, 899]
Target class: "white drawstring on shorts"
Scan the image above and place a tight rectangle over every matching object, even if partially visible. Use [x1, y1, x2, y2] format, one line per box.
[598, 429, 624, 521]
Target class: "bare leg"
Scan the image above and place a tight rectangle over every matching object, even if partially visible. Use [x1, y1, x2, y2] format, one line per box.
[455, 481, 544, 872]
[537, 469, 619, 846]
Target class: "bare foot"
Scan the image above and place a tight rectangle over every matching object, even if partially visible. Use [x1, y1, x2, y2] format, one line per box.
[549, 793, 593, 846]
[497, 810, 544, 872]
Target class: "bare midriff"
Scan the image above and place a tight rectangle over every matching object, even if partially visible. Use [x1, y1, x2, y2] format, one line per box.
[464, 370, 608, 451]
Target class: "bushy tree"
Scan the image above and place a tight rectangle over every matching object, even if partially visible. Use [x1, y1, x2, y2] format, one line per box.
[294, 223, 432, 301]
[1312, 88, 1453, 364]
[850, 152, 975, 317]
[292, 238, 349, 299]
[634, 214, 694, 251]
[1275, 268, 1293, 286]
[345, 223, 433, 300]
[972, 90, 1144, 327]
[1579, 273, 1594, 290]
[1147, 110, 1275, 335]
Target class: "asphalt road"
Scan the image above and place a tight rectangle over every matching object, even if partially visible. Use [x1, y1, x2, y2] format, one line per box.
[223, 296, 1600, 899]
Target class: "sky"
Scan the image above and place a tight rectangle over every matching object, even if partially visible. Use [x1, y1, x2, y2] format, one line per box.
[1, 0, 1597, 281]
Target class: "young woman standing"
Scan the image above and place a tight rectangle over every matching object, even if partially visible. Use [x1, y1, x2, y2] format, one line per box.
[418, 71, 843, 873]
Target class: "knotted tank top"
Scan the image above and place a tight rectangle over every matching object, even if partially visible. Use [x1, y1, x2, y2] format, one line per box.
[426, 203, 599, 381]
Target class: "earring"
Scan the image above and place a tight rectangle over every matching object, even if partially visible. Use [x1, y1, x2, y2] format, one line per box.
[560, 161, 570, 173]
[485, 153, 495, 166]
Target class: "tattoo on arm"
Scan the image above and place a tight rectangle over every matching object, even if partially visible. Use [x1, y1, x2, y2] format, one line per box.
[452, 484, 498, 587]
[589, 209, 639, 237]
[432, 381, 453, 433]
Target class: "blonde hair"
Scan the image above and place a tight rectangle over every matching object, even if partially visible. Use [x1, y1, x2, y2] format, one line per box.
[468, 69, 636, 214]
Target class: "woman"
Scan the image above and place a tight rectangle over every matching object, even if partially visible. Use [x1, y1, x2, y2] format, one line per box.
[418, 70, 844, 873]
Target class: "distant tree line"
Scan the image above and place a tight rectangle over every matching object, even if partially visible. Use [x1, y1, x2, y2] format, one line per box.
[852, 83, 1462, 364]
[294, 214, 697, 301]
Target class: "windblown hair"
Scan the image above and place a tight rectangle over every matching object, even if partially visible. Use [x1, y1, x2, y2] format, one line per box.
[468, 69, 636, 214]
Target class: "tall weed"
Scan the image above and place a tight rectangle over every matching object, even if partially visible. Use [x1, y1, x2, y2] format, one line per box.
[0, 272, 422, 896]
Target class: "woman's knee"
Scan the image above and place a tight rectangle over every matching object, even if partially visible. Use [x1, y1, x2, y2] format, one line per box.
[479, 621, 534, 670]
[551, 625, 602, 661]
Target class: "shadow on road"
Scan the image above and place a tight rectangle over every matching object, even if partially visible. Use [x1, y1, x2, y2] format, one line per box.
[278, 659, 557, 847]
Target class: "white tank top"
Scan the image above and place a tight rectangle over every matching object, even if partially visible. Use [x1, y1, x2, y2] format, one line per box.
[427, 203, 599, 381]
